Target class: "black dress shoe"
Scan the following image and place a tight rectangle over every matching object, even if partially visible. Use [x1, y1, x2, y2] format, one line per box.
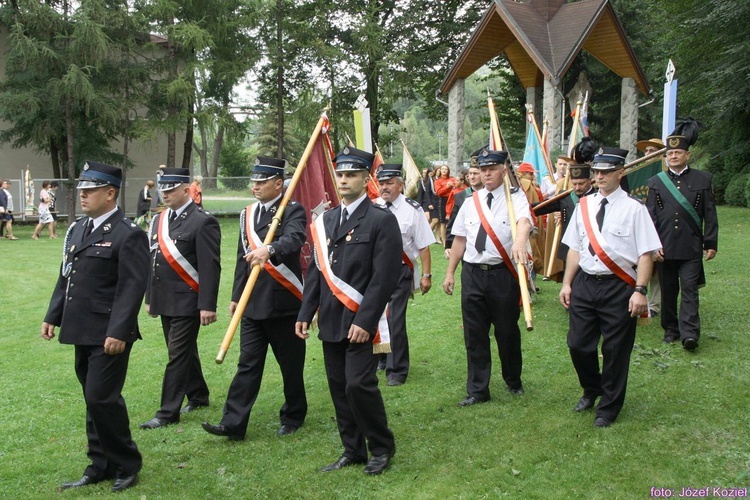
[112, 473, 138, 492]
[387, 378, 404, 387]
[180, 403, 209, 414]
[457, 396, 489, 407]
[139, 417, 175, 430]
[277, 424, 298, 436]
[683, 337, 698, 351]
[593, 416, 614, 428]
[663, 335, 679, 344]
[508, 386, 524, 395]
[320, 455, 366, 472]
[59, 474, 104, 491]
[574, 396, 596, 412]
[363, 453, 393, 475]
[201, 422, 244, 441]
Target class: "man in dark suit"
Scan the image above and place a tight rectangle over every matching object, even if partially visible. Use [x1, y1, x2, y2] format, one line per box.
[41, 161, 148, 493]
[646, 126, 718, 350]
[140, 168, 221, 429]
[202, 157, 308, 440]
[533, 164, 595, 262]
[296, 146, 401, 475]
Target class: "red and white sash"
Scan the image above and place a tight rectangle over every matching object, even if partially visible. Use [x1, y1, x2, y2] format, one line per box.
[580, 197, 637, 286]
[311, 214, 390, 353]
[244, 203, 303, 300]
[157, 211, 199, 292]
[472, 192, 519, 280]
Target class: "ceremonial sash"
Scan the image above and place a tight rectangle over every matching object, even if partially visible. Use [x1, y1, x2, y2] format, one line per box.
[157, 212, 199, 292]
[401, 250, 421, 290]
[243, 203, 303, 300]
[311, 214, 390, 353]
[579, 197, 637, 287]
[570, 192, 580, 206]
[472, 192, 518, 280]
[655, 172, 703, 235]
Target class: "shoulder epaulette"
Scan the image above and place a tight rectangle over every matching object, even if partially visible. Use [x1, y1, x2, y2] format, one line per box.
[627, 193, 645, 204]
[405, 197, 421, 209]
[372, 202, 389, 211]
[119, 216, 140, 229]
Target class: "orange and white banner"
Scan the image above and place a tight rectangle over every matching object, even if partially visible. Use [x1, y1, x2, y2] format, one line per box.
[243, 203, 303, 300]
[158, 212, 199, 292]
[311, 214, 390, 353]
[580, 197, 637, 286]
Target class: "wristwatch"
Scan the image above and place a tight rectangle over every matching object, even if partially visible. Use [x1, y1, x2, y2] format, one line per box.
[634, 285, 648, 295]
[266, 245, 276, 257]
[422, 273, 432, 278]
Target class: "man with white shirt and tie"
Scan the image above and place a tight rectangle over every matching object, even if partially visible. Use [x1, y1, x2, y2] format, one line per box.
[375, 164, 435, 386]
[141, 167, 221, 429]
[442, 149, 532, 407]
[559, 147, 661, 428]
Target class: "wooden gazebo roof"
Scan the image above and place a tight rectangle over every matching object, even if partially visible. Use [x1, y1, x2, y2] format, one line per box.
[438, 0, 650, 96]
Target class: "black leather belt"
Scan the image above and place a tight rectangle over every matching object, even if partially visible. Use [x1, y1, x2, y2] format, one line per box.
[586, 272, 618, 281]
[465, 262, 505, 271]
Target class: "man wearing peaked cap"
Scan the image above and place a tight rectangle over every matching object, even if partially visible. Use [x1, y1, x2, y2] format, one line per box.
[141, 167, 222, 430]
[375, 163, 436, 387]
[296, 146, 402, 475]
[42, 160, 149, 492]
[646, 121, 718, 351]
[203, 156, 309, 441]
[560, 146, 661, 428]
[443, 148, 532, 406]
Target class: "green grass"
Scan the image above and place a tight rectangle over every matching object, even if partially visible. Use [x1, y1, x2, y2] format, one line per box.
[1, 207, 748, 498]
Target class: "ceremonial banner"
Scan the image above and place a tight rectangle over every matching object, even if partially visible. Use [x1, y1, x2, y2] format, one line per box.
[627, 159, 663, 201]
[522, 121, 550, 186]
[291, 116, 340, 275]
[401, 141, 421, 199]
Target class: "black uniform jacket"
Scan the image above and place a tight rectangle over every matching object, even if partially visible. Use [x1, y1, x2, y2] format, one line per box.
[146, 202, 221, 316]
[298, 201, 402, 342]
[232, 200, 307, 320]
[646, 167, 718, 260]
[44, 209, 149, 345]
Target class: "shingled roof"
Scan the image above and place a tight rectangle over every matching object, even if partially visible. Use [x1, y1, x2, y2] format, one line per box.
[438, 0, 650, 96]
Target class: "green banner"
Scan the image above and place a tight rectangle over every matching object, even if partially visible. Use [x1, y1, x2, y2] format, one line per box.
[627, 159, 663, 201]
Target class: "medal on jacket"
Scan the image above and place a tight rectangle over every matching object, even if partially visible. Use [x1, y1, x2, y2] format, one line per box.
[346, 229, 354, 242]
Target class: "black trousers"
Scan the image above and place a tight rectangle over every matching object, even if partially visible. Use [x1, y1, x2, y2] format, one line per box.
[220, 315, 307, 436]
[567, 272, 637, 421]
[323, 340, 395, 459]
[74, 344, 141, 479]
[155, 315, 209, 421]
[383, 265, 414, 383]
[460, 262, 522, 399]
[657, 258, 702, 341]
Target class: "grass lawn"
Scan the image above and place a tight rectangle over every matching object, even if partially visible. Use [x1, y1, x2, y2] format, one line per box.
[0, 206, 748, 499]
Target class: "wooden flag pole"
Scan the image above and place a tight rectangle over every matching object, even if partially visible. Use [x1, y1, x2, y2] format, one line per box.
[488, 95, 533, 331]
[546, 97, 582, 278]
[216, 107, 330, 364]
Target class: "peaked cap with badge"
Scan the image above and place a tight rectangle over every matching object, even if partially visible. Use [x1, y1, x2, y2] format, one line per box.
[76, 161, 122, 190]
[334, 146, 375, 171]
[252, 157, 287, 181]
[375, 164, 403, 181]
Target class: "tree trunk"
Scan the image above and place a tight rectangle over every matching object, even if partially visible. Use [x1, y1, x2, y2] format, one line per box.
[210, 121, 225, 189]
[182, 95, 194, 171]
[275, 0, 284, 158]
[65, 99, 76, 223]
[50, 137, 61, 179]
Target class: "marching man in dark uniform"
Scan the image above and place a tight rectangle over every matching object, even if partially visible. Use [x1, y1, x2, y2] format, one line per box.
[646, 122, 718, 350]
[141, 168, 221, 429]
[203, 157, 308, 440]
[41, 161, 148, 492]
[375, 164, 435, 386]
[560, 147, 662, 428]
[295, 146, 401, 475]
[442, 149, 532, 406]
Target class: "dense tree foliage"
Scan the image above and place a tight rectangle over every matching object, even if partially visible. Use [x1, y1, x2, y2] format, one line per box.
[1, 0, 747, 202]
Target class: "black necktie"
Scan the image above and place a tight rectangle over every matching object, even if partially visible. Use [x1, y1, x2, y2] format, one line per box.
[169, 210, 177, 223]
[589, 198, 608, 255]
[83, 218, 93, 238]
[335, 208, 349, 239]
[475, 193, 493, 252]
[386, 201, 393, 209]
[257, 205, 266, 224]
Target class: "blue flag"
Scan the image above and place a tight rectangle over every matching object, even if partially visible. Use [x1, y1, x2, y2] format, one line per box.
[522, 128, 549, 185]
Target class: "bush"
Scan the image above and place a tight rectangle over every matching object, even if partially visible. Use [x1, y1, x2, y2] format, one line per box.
[723, 173, 750, 207]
